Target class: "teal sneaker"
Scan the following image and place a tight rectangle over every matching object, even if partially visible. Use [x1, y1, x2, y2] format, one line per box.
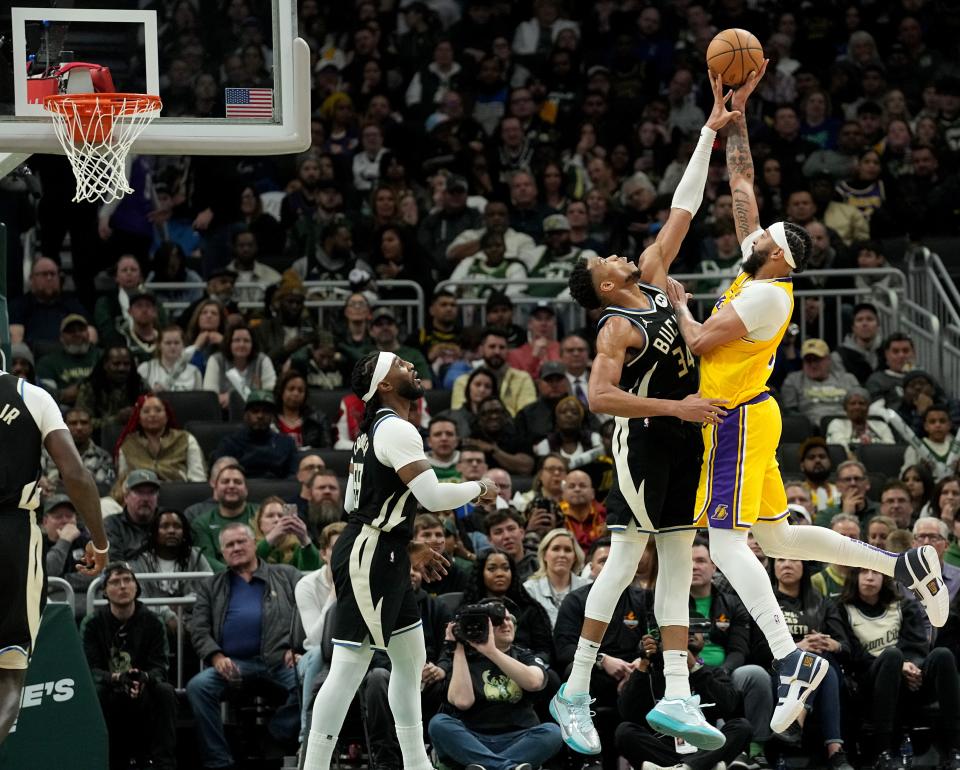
[549, 683, 601, 755]
[645, 694, 726, 750]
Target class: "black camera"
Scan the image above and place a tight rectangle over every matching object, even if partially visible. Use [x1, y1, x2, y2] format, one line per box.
[453, 601, 507, 645]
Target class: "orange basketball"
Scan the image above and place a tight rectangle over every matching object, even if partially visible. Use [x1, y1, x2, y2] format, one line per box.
[707, 28, 764, 87]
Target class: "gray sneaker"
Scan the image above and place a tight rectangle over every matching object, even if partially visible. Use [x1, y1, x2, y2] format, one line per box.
[549, 683, 601, 755]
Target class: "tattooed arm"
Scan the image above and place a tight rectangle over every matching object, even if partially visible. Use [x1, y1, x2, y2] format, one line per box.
[726, 116, 759, 244]
[725, 60, 769, 244]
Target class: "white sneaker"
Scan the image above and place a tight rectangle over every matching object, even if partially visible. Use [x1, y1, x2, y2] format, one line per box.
[770, 648, 829, 733]
[896, 545, 949, 627]
[641, 763, 690, 770]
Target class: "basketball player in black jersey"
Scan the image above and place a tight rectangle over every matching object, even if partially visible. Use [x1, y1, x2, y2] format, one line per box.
[0, 369, 108, 746]
[302, 351, 498, 770]
[550, 73, 738, 756]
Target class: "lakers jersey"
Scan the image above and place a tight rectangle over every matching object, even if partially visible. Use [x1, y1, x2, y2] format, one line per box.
[699, 272, 794, 408]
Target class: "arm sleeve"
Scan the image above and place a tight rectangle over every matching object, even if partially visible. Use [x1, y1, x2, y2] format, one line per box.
[407, 470, 482, 512]
[670, 126, 717, 215]
[728, 283, 792, 341]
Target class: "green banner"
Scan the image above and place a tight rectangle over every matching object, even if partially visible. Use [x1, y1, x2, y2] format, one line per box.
[0, 604, 108, 770]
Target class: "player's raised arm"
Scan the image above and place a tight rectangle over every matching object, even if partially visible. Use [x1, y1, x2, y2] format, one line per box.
[589, 316, 725, 424]
[726, 60, 768, 244]
[640, 72, 740, 286]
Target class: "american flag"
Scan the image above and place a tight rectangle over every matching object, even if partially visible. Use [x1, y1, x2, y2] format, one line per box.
[224, 88, 274, 118]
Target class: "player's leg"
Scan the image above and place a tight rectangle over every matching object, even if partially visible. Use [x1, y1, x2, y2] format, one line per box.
[303, 641, 376, 770]
[384, 623, 434, 770]
[550, 519, 649, 755]
[645, 528, 726, 750]
[752, 514, 949, 627]
[701, 400, 827, 734]
[0, 670, 27, 744]
[0, 516, 43, 745]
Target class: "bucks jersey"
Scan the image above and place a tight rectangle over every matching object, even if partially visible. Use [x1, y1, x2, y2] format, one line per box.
[347, 408, 422, 540]
[598, 283, 703, 534]
[597, 281, 699, 402]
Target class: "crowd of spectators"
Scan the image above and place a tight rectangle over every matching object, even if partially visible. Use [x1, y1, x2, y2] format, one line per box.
[3, 0, 960, 768]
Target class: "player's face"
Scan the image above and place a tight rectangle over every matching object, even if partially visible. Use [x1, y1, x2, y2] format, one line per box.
[592, 254, 640, 295]
[387, 356, 424, 400]
[743, 232, 777, 276]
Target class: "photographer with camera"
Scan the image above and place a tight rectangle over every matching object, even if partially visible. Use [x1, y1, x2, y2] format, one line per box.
[429, 599, 563, 770]
[81, 562, 177, 770]
[614, 615, 752, 770]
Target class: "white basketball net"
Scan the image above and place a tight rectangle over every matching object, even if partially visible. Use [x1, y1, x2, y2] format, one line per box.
[45, 95, 162, 204]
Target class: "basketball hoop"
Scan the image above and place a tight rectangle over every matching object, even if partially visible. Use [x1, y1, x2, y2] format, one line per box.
[43, 93, 162, 204]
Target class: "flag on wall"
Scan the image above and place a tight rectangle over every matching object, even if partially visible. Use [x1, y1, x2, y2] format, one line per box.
[225, 88, 274, 118]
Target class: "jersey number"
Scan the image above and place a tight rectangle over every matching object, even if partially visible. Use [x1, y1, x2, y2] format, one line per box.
[351, 462, 364, 509]
[673, 346, 695, 378]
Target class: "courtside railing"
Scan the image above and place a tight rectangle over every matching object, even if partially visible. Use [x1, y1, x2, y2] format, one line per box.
[87, 571, 213, 691]
[145, 279, 426, 332]
[46, 576, 76, 617]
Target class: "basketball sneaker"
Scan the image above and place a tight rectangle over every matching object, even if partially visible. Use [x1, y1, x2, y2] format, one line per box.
[895, 545, 949, 627]
[549, 683, 601, 755]
[646, 695, 726, 750]
[770, 648, 829, 733]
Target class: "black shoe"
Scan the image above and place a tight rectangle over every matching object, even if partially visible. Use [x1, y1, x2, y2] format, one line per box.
[776, 721, 803, 745]
[829, 750, 854, 770]
[729, 754, 761, 770]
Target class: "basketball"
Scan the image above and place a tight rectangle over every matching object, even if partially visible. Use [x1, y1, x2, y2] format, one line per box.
[707, 28, 764, 87]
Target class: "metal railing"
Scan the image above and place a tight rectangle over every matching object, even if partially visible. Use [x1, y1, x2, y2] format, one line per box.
[87, 571, 213, 691]
[904, 244, 960, 388]
[46, 576, 76, 617]
[145, 279, 426, 331]
[439, 268, 908, 341]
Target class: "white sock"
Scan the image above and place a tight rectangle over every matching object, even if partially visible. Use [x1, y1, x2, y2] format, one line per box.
[303, 730, 337, 770]
[663, 650, 691, 699]
[710, 528, 797, 661]
[753, 518, 898, 576]
[395, 723, 432, 770]
[567, 636, 602, 695]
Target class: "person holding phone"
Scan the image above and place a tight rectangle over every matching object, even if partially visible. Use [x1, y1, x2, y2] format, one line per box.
[253, 496, 321, 570]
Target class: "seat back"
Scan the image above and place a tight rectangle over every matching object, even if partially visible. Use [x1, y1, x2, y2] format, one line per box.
[185, 421, 241, 463]
[163, 390, 223, 426]
[435, 592, 464, 616]
[158, 481, 211, 511]
[856, 444, 907, 481]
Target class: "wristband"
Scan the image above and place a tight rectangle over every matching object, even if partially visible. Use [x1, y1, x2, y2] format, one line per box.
[92, 541, 110, 554]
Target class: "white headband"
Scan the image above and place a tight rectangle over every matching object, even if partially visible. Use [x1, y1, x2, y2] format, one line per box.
[362, 352, 395, 402]
[768, 221, 796, 268]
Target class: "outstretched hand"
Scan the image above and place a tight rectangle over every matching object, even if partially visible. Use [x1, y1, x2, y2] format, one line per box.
[705, 72, 741, 132]
[730, 58, 769, 114]
[408, 542, 450, 582]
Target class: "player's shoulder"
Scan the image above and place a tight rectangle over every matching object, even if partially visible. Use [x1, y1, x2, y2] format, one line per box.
[596, 311, 646, 345]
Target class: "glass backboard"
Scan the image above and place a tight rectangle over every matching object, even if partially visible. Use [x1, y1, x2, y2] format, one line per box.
[0, 0, 309, 156]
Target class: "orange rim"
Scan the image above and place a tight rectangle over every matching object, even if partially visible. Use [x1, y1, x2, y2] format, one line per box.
[43, 93, 162, 116]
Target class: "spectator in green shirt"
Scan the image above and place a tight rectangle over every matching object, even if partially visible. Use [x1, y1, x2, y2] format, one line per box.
[36, 314, 102, 405]
[426, 417, 462, 481]
[190, 463, 258, 572]
[252, 496, 320, 570]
